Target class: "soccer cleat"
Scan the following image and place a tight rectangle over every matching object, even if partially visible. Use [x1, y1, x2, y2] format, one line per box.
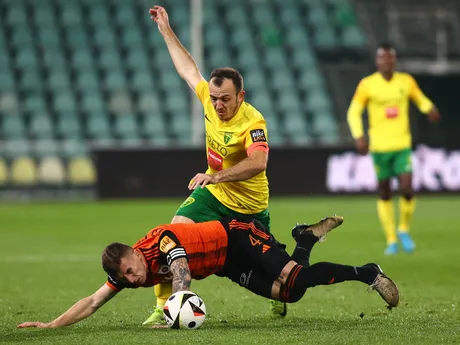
[269, 300, 287, 318]
[384, 242, 398, 255]
[142, 306, 166, 326]
[398, 232, 415, 253]
[292, 215, 344, 243]
[365, 263, 399, 308]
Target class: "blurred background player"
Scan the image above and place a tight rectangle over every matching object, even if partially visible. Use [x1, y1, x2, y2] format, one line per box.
[347, 43, 441, 255]
[144, 5, 290, 325]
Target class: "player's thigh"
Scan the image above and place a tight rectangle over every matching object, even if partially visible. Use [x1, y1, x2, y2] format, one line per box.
[219, 259, 275, 300]
[249, 209, 271, 233]
[216, 204, 271, 233]
[174, 187, 224, 222]
[371, 152, 393, 181]
[226, 219, 291, 281]
[393, 149, 413, 177]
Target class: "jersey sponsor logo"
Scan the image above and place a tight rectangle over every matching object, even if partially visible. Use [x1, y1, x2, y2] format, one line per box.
[385, 107, 399, 119]
[160, 236, 177, 254]
[207, 148, 223, 171]
[224, 132, 232, 144]
[250, 129, 267, 143]
[180, 197, 195, 208]
[207, 134, 228, 156]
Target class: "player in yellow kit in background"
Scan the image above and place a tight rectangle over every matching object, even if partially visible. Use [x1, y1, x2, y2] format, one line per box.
[347, 43, 441, 255]
[144, 5, 293, 325]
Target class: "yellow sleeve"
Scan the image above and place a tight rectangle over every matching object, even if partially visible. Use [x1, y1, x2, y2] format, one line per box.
[194, 80, 210, 104]
[347, 79, 368, 139]
[245, 121, 269, 155]
[408, 75, 433, 114]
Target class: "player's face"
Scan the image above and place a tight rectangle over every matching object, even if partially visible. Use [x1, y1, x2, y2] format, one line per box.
[209, 78, 245, 122]
[376, 48, 396, 74]
[118, 250, 147, 286]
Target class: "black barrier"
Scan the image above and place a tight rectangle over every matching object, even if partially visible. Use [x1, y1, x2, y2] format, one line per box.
[94, 145, 460, 199]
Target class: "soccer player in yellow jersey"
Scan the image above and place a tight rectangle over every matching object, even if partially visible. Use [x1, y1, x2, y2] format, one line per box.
[144, 5, 290, 325]
[347, 43, 441, 255]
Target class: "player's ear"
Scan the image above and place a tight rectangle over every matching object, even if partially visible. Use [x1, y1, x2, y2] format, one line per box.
[238, 90, 245, 103]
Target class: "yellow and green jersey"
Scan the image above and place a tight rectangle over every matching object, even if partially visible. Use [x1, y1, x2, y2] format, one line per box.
[195, 80, 269, 214]
[347, 72, 434, 152]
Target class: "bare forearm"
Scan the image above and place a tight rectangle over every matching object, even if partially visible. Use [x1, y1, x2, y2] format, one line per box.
[214, 157, 266, 184]
[161, 27, 200, 79]
[170, 258, 192, 293]
[49, 296, 99, 328]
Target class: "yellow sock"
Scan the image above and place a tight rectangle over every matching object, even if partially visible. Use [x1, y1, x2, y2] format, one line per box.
[154, 283, 173, 309]
[377, 199, 397, 244]
[399, 197, 416, 233]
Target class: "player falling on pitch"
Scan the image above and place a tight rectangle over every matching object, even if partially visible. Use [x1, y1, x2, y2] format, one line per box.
[17, 215, 399, 330]
[144, 5, 295, 324]
[347, 43, 441, 255]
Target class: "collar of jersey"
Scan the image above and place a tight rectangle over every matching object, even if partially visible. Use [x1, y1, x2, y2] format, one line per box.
[215, 102, 247, 129]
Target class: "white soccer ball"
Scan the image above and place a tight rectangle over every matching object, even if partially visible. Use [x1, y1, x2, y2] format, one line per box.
[163, 291, 206, 329]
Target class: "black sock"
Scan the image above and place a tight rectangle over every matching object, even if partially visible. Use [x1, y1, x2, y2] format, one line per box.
[294, 262, 378, 288]
[291, 233, 317, 267]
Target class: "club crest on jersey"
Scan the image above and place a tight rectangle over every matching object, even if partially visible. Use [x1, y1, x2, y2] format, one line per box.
[250, 129, 267, 143]
[224, 132, 232, 144]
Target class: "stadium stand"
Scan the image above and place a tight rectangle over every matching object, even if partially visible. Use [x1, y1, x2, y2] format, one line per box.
[38, 157, 66, 185]
[68, 157, 96, 185]
[0, 159, 8, 185]
[10, 157, 37, 185]
[0, 0, 368, 188]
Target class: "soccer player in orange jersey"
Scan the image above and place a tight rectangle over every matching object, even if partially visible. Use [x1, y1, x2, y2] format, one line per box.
[17, 216, 399, 330]
[144, 5, 298, 323]
[347, 43, 441, 255]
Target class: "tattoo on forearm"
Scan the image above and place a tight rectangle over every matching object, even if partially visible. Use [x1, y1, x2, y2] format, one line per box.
[170, 258, 192, 292]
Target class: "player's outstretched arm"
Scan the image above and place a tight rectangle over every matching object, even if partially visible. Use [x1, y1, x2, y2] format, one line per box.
[17, 284, 118, 329]
[347, 80, 368, 155]
[427, 106, 441, 123]
[149, 5, 205, 91]
[170, 257, 192, 293]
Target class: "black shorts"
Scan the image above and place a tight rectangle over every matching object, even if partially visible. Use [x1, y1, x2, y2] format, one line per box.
[217, 217, 292, 299]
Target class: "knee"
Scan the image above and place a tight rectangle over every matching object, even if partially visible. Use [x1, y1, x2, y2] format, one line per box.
[279, 286, 306, 303]
[400, 184, 413, 200]
[378, 190, 391, 201]
[378, 183, 391, 200]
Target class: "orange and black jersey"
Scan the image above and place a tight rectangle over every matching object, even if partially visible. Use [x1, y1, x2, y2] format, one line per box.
[106, 221, 228, 291]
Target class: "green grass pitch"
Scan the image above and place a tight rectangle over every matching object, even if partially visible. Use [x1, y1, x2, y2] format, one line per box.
[1, 196, 459, 344]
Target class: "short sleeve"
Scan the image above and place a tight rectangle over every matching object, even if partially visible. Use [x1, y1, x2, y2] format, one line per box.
[159, 230, 188, 265]
[195, 80, 210, 104]
[244, 121, 269, 156]
[106, 275, 125, 292]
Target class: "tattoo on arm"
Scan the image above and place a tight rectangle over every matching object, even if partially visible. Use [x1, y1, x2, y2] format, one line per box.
[170, 258, 192, 293]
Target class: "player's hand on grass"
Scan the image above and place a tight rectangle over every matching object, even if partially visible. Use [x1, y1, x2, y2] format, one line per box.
[149, 5, 170, 34]
[355, 137, 368, 155]
[17, 321, 52, 329]
[188, 173, 217, 190]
